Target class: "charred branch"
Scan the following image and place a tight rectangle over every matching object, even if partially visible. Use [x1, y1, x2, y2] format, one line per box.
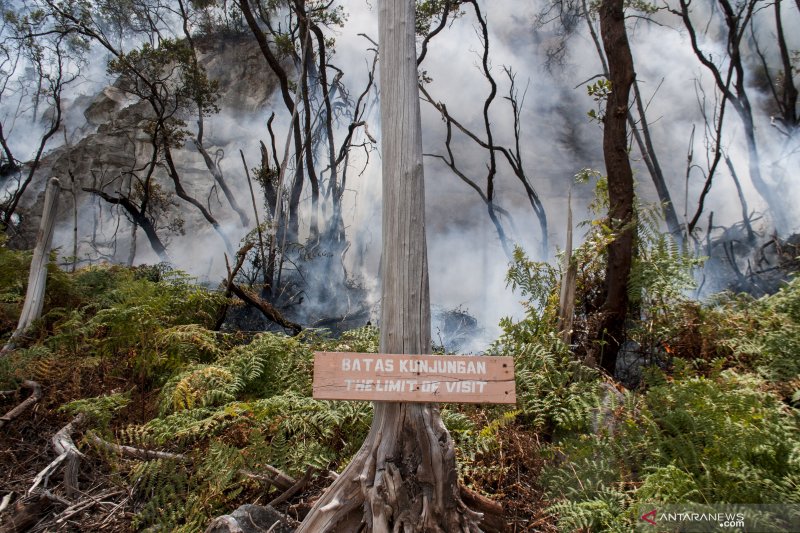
[239, 0, 306, 242]
[1, 39, 71, 227]
[228, 283, 303, 336]
[423, 115, 513, 259]
[688, 79, 729, 235]
[723, 154, 756, 244]
[673, 0, 786, 230]
[218, 244, 303, 335]
[82, 187, 169, 262]
[173, 0, 251, 230]
[163, 143, 234, 255]
[773, 0, 798, 130]
[0, 494, 54, 533]
[241, 150, 271, 293]
[417, 0, 547, 258]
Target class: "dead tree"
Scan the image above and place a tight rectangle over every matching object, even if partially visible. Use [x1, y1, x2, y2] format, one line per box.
[297, 1, 484, 530]
[1, 178, 60, 356]
[419, 0, 548, 260]
[175, 0, 251, 230]
[46, 2, 235, 258]
[239, 0, 307, 244]
[239, 0, 379, 311]
[0, 9, 79, 228]
[687, 79, 729, 237]
[558, 190, 577, 344]
[750, 0, 799, 136]
[672, 0, 787, 231]
[82, 177, 171, 264]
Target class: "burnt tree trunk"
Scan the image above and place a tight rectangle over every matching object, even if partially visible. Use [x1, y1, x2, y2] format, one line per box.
[1, 178, 60, 356]
[595, 0, 635, 377]
[296, 1, 482, 531]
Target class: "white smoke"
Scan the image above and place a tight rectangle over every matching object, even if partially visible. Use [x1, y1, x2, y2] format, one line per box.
[6, 0, 799, 348]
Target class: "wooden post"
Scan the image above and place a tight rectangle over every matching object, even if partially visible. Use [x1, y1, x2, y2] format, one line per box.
[297, 2, 492, 530]
[1, 177, 61, 356]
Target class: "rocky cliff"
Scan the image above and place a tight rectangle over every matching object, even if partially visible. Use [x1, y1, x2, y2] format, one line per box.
[10, 34, 279, 279]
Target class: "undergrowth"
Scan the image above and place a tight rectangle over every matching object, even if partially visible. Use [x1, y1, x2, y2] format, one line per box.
[2, 203, 799, 532]
[0, 243, 380, 529]
[492, 187, 800, 530]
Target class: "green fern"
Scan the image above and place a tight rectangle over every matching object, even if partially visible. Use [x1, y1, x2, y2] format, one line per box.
[60, 391, 131, 429]
[130, 458, 190, 530]
[541, 369, 800, 529]
[719, 276, 800, 390]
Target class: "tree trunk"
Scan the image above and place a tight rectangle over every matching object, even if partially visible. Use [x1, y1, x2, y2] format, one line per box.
[595, 0, 635, 377]
[297, 1, 482, 530]
[581, 0, 681, 242]
[1, 177, 60, 356]
[70, 173, 78, 272]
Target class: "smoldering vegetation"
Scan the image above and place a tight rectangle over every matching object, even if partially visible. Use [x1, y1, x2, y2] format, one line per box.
[1, 1, 798, 341]
[1, 0, 799, 530]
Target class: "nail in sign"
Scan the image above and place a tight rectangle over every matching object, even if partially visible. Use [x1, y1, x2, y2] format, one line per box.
[312, 352, 516, 404]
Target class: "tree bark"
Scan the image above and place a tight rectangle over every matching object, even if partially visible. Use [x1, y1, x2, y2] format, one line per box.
[1, 178, 60, 356]
[297, 1, 484, 531]
[581, 0, 681, 241]
[774, 0, 798, 129]
[595, 0, 635, 377]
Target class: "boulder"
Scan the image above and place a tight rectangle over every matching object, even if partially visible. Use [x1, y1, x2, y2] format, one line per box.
[205, 504, 295, 533]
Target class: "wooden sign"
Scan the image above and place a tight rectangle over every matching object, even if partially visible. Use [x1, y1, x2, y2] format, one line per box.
[312, 352, 516, 404]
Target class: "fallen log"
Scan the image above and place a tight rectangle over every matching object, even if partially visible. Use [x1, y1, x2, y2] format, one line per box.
[215, 244, 303, 336]
[0, 381, 42, 430]
[267, 467, 313, 508]
[228, 283, 303, 336]
[88, 433, 188, 462]
[459, 484, 508, 533]
[88, 433, 296, 491]
[28, 414, 85, 499]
